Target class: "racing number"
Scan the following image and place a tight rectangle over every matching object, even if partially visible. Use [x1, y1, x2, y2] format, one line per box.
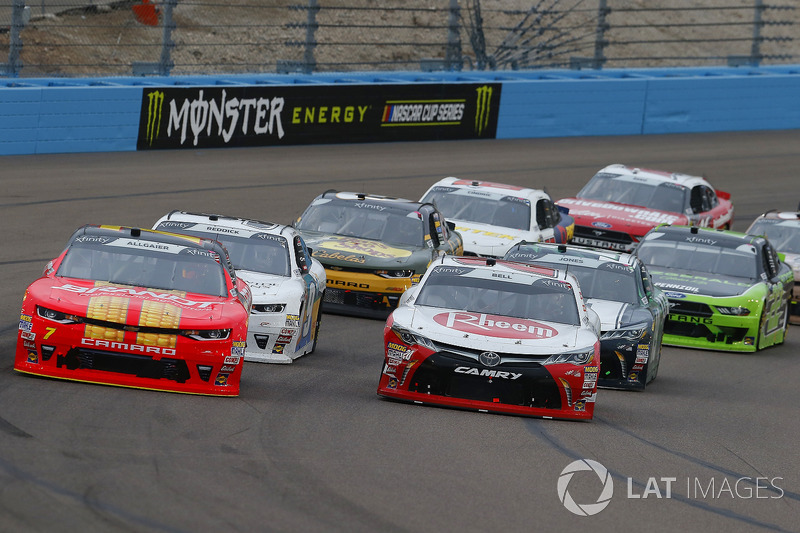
[43, 327, 57, 340]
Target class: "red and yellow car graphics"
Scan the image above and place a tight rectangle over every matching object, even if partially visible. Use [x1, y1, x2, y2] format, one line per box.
[15, 225, 251, 395]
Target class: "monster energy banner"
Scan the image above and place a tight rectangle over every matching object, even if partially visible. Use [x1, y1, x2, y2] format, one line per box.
[137, 83, 501, 150]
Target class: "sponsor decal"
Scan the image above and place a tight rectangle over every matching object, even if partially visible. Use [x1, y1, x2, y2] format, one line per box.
[387, 348, 409, 361]
[280, 328, 297, 336]
[224, 355, 241, 365]
[454, 367, 522, 380]
[319, 238, 412, 259]
[220, 365, 237, 373]
[21, 330, 35, 340]
[658, 283, 699, 294]
[272, 344, 285, 354]
[628, 372, 639, 382]
[27, 351, 38, 364]
[20, 313, 32, 322]
[574, 400, 586, 412]
[592, 221, 612, 229]
[214, 373, 230, 386]
[138, 84, 500, 150]
[434, 312, 558, 339]
[386, 377, 398, 390]
[81, 338, 176, 356]
[276, 334, 293, 344]
[18, 319, 33, 332]
[55, 284, 217, 308]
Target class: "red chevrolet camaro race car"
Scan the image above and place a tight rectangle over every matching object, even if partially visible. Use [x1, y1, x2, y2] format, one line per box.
[557, 164, 733, 252]
[15, 225, 252, 396]
[377, 256, 602, 420]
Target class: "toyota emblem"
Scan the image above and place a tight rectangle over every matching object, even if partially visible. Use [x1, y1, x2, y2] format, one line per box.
[479, 351, 501, 367]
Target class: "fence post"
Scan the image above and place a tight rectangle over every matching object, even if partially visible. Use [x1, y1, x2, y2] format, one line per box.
[4, 0, 27, 77]
[750, 0, 763, 66]
[159, 0, 177, 75]
[593, 0, 609, 69]
[303, 0, 319, 73]
[445, 0, 462, 71]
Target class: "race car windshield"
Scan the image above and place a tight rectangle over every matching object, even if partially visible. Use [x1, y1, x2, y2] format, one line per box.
[637, 241, 758, 279]
[416, 273, 580, 325]
[422, 190, 530, 230]
[155, 225, 291, 277]
[577, 174, 688, 213]
[57, 243, 228, 297]
[296, 201, 425, 247]
[505, 254, 639, 304]
[747, 221, 800, 254]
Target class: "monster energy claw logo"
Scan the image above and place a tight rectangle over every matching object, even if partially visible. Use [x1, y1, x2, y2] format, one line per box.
[145, 90, 165, 146]
[475, 85, 493, 136]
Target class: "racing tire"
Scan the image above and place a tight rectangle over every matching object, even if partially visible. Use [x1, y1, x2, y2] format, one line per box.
[646, 335, 662, 385]
[309, 293, 324, 354]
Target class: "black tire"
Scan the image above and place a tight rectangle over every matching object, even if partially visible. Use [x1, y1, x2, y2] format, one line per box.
[309, 293, 323, 354]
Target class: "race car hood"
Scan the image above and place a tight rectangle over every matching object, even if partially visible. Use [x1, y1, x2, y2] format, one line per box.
[300, 232, 419, 268]
[585, 299, 632, 331]
[38, 278, 229, 323]
[557, 197, 688, 236]
[236, 271, 300, 301]
[451, 220, 529, 256]
[401, 306, 593, 355]
[647, 268, 754, 298]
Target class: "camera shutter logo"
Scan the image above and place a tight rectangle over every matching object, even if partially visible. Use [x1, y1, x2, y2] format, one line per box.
[557, 459, 614, 516]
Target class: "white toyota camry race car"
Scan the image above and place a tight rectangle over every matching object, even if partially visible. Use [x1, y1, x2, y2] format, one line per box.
[419, 177, 575, 258]
[153, 211, 327, 363]
[377, 255, 601, 420]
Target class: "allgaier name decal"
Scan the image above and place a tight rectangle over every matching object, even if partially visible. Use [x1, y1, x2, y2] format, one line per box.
[137, 83, 501, 150]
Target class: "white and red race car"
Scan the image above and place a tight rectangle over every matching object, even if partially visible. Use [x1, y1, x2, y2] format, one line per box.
[556, 164, 733, 252]
[377, 256, 601, 420]
[420, 177, 574, 258]
[153, 211, 326, 363]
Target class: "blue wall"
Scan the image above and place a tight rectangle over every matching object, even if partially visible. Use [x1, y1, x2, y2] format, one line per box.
[1, 65, 799, 155]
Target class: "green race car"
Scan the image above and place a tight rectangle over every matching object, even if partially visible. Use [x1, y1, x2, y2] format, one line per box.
[635, 225, 793, 352]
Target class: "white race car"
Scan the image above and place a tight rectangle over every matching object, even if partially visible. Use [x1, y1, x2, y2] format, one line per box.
[419, 177, 575, 258]
[377, 255, 601, 420]
[153, 211, 326, 363]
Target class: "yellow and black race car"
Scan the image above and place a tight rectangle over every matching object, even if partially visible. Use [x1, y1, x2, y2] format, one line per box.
[294, 191, 463, 318]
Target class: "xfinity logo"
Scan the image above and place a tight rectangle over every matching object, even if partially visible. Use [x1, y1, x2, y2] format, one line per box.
[454, 367, 521, 380]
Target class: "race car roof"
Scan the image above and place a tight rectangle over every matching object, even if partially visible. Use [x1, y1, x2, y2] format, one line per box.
[318, 190, 436, 214]
[154, 210, 296, 240]
[505, 242, 637, 269]
[427, 177, 551, 202]
[433, 255, 578, 286]
[593, 163, 712, 190]
[643, 225, 764, 250]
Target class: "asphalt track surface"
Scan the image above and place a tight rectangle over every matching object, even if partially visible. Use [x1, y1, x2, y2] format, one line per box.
[1, 131, 799, 533]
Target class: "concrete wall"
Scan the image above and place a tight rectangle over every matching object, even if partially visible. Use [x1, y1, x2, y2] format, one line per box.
[1, 65, 799, 156]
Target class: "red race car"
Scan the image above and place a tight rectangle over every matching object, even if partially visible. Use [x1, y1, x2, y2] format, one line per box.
[15, 225, 252, 396]
[557, 164, 733, 252]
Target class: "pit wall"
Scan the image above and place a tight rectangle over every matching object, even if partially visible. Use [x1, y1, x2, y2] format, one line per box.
[1, 65, 799, 156]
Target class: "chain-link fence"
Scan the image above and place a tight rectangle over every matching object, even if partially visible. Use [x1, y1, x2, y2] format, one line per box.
[1, 0, 797, 77]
